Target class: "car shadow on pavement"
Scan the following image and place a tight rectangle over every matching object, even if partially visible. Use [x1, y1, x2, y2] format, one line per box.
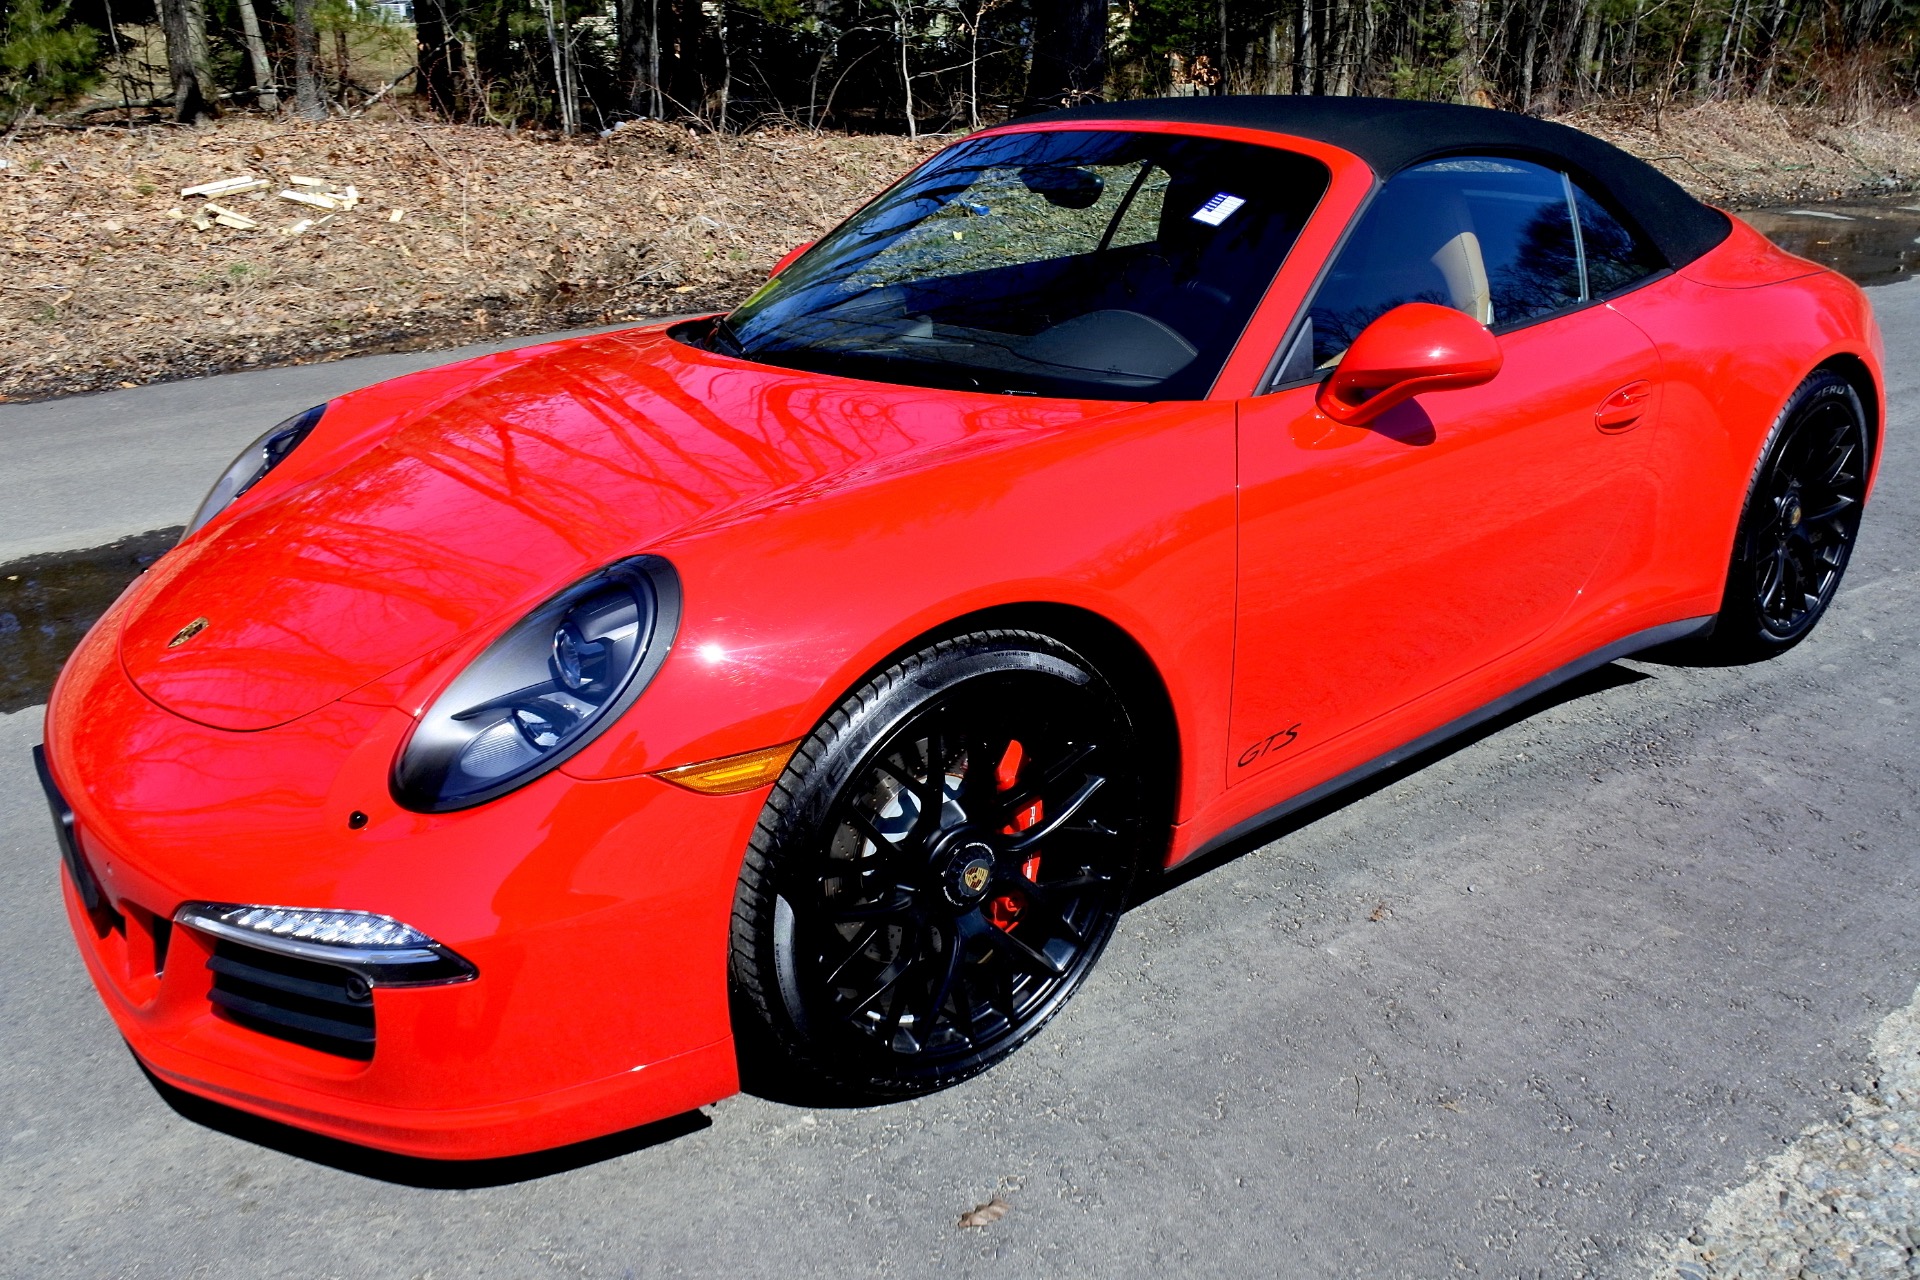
[1138, 659, 1655, 906]
[737, 660, 1658, 1112]
[138, 1061, 711, 1187]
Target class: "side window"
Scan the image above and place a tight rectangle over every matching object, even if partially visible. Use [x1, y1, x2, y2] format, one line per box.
[1574, 184, 1663, 296]
[1297, 156, 1582, 370]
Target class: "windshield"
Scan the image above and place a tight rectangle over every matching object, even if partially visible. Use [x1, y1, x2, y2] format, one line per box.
[699, 129, 1331, 400]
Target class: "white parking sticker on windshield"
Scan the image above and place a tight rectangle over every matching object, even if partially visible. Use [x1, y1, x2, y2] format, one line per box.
[1191, 193, 1247, 226]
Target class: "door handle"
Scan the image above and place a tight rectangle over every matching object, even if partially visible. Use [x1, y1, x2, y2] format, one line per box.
[1596, 380, 1654, 433]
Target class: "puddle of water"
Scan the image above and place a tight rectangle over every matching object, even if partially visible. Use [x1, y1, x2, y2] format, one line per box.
[1738, 193, 1920, 286]
[1, 529, 180, 714]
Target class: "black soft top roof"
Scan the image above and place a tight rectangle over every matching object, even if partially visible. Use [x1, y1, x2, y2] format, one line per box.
[1035, 95, 1730, 268]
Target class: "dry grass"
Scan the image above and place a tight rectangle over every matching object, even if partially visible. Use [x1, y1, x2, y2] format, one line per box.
[4, 99, 1920, 401]
[0, 117, 939, 401]
[1568, 98, 1920, 206]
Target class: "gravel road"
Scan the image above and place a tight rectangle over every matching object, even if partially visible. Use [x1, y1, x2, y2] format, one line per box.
[1, 279, 1916, 1279]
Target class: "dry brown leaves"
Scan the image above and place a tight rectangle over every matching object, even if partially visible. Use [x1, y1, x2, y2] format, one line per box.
[0, 116, 940, 401]
[7, 101, 1918, 402]
[956, 1195, 1011, 1229]
[1562, 99, 1920, 207]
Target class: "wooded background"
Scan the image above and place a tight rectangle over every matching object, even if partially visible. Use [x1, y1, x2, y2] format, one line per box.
[4, 0, 1918, 135]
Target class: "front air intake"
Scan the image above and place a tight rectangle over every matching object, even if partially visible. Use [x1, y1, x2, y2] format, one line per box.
[207, 940, 376, 1060]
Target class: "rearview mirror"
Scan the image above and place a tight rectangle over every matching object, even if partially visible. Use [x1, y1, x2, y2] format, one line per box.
[1316, 302, 1502, 426]
[769, 240, 814, 279]
[1018, 165, 1105, 210]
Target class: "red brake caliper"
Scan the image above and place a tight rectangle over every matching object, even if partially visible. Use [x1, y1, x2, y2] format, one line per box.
[987, 739, 1041, 931]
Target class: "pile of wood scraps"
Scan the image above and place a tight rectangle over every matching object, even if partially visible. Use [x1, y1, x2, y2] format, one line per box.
[171, 172, 393, 236]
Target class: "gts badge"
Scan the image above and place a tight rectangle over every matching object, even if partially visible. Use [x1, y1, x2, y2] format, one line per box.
[1237, 723, 1301, 769]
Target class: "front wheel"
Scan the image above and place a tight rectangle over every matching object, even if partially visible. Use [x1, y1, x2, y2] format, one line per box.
[1697, 369, 1870, 663]
[728, 630, 1149, 1101]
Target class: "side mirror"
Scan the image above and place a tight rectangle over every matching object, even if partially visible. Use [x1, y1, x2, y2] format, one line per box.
[769, 240, 814, 279]
[1316, 302, 1502, 426]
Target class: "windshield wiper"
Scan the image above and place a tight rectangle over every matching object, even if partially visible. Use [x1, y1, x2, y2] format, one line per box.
[711, 315, 751, 358]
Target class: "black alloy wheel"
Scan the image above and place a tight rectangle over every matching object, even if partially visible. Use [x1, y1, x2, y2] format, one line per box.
[1702, 369, 1870, 662]
[729, 630, 1150, 1100]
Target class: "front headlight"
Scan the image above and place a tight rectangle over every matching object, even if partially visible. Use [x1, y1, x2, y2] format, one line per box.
[391, 556, 681, 812]
[182, 404, 325, 541]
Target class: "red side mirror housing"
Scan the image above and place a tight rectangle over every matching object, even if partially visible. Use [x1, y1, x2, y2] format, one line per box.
[1316, 302, 1503, 426]
[769, 240, 815, 279]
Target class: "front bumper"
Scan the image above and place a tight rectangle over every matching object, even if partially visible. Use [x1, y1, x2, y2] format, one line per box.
[41, 626, 760, 1159]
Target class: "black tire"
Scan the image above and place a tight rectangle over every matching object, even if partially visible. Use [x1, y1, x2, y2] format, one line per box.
[729, 629, 1149, 1102]
[1696, 369, 1871, 664]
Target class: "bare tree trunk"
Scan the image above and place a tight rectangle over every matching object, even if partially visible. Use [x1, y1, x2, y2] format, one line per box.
[235, 0, 277, 110]
[716, 0, 729, 130]
[1266, 14, 1282, 93]
[896, 0, 916, 137]
[561, 0, 579, 130]
[1455, 0, 1489, 103]
[1329, 0, 1356, 95]
[158, 0, 217, 124]
[1217, 0, 1229, 92]
[292, 0, 327, 117]
[968, 3, 982, 127]
[539, 0, 574, 132]
[1311, 0, 1331, 93]
[1535, 0, 1586, 112]
[1025, 0, 1107, 110]
[414, 0, 463, 116]
[1755, 0, 1797, 95]
[1347, 0, 1377, 94]
[807, 38, 831, 128]
[1625, 0, 1644, 97]
[101, 0, 133, 116]
[1519, 0, 1545, 109]
[1691, 0, 1720, 97]
[1573, 2, 1601, 102]
[650, 0, 663, 115]
[1293, 0, 1314, 93]
[662, 0, 703, 119]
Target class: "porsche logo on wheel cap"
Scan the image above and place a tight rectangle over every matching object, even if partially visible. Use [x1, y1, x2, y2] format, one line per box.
[167, 617, 210, 648]
[962, 862, 992, 894]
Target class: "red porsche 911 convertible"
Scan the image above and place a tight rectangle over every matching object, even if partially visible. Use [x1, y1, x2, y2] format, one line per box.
[37, 96, 1881, 1159]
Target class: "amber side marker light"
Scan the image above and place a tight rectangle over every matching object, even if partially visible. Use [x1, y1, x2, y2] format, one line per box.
[656, 740, 800, 796]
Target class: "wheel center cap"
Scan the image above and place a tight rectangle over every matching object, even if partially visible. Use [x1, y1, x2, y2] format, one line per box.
[1787, 500, 1804, 528]
[941, 840, 997, 906]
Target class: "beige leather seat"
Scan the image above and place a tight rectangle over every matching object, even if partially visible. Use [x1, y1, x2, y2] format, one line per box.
[1430, 229, 1492, 324]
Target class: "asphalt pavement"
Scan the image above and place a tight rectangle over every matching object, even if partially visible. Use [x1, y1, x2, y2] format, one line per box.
[0, 324, 635, 563]
[2, 283, 1917, 1278]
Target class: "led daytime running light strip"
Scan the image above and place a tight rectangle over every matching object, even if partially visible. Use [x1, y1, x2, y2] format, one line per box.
[174, 903, 477, 986]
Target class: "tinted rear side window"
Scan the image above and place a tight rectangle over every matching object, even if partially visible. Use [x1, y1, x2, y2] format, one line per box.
[1574, 185, 1664, 296]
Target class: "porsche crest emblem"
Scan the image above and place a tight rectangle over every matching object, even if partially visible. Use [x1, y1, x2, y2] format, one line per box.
[168, 617, 210, 648]
[962, 862, 991, 894]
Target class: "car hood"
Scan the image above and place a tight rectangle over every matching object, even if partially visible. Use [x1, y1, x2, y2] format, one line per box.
[116, 325, 1120, 731]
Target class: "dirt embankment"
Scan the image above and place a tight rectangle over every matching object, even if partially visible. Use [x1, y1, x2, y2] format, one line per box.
[2, 99, 1917, 403]
[1572, 98, 1920, 206]
[0, 119, 938, 401]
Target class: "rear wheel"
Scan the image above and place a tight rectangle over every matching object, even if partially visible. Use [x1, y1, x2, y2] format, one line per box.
[1699, 370, 1869, 663]
[729, 630, 1148, 1100]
